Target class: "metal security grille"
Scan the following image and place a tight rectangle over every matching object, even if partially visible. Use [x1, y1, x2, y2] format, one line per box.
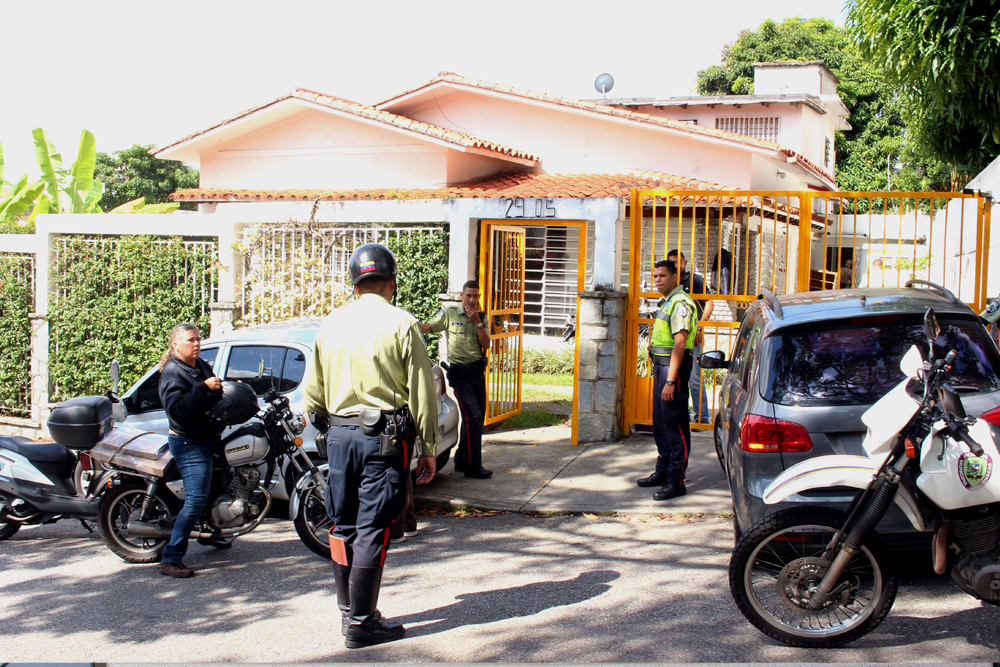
[715, 116, 781, 143]
[52, 237, 218, 315]
[239, 224, 443, 325]
[482, 226, 525, 425]
[523, 225, 579, 335]
[0, 253, 36, 417]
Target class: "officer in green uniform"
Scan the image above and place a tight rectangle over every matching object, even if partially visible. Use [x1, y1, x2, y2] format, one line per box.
[421, 280, 493, 479]
[304, 243, 438, 649]
[636, 259, 698, 501]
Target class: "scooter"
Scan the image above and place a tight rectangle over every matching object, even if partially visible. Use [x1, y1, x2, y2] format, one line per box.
[728, 308, 1000, 647]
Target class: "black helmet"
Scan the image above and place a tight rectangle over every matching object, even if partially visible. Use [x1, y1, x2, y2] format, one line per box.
[348, 243, 397, 285]
[208, 381, 259, 425]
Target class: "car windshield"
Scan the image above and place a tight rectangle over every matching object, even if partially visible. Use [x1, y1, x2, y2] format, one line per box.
[761, 315, 1000, 406]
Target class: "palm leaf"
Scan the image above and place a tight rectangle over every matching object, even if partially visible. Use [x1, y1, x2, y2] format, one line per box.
[32, 128, 64, 213]
[67, 130, 97, 212]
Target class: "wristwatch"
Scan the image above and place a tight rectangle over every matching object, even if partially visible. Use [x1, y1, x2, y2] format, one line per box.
[665, 379, 676, 386]
[475, 322, 484, 328]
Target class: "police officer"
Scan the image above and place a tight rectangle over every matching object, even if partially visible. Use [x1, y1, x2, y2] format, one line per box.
[421, 280, 492, 479]
[667, 249, 714, 424]
[303, 243, 438, 649]
[637, 259, 698, 501]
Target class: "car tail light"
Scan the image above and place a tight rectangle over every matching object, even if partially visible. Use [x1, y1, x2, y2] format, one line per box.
[979, 405, 1000, 426]
[739, 414, 812, 453]
[78, 451, 93, 471]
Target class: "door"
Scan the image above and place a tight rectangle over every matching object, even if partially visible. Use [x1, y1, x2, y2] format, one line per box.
[480, 225, 526, 425]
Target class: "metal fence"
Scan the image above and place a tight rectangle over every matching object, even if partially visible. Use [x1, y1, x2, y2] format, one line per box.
[238, 224, 445, 326]
[0, 253, 36, 417]
[624, 189, 992, 433]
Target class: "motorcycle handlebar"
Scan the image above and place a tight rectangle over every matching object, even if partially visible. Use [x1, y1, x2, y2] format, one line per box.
[954, 424, 985, 457]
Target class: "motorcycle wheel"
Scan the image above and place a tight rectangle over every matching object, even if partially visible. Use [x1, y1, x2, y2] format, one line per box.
[0, 519, 20, 540]
[293, 472, 332, 559]
[729, 506, 896, 648]
[97, 480, 180, 563]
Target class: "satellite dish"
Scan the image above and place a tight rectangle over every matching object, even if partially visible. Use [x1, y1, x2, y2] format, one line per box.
[594, 73, 614, 98]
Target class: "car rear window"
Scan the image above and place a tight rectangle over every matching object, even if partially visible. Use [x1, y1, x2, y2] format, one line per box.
[761, 316, 1000, 406]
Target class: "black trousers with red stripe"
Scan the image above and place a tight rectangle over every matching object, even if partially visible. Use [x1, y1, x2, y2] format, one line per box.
[324, 425, 408, 568]
[652, 353, 693, 486]
[448, 364, 486, 470]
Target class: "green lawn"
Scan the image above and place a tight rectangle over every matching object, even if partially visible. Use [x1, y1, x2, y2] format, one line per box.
[522, 372, 573, 386]
[485, 407, 569, 431]
[522, 385, 572, 402]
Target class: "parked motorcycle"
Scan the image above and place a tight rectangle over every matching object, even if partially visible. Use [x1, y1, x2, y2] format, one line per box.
[92, 387, 331, 562]
[729, 308, 1000, 647]
[0, 396, 117, 540]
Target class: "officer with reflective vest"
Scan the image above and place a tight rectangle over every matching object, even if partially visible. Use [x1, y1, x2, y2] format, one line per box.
[637, 259, 698, 501]
[303, 243, 439, 649]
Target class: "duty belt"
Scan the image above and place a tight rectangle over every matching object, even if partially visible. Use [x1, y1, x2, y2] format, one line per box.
[650, 348, 693, 366]
[329, 409, 406, 427]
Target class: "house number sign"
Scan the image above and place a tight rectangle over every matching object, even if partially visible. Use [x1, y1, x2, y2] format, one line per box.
[504, 198, 556, 218]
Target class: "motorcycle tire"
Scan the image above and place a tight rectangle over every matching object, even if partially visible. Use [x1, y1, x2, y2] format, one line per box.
[293, 467, 332, 559]
[97, 479, 181, 563]
[729, 506, 896, 648]
[0, 519, 20, 540]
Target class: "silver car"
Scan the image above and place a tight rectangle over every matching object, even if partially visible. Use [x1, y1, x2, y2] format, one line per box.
[116, 318, 460, 500]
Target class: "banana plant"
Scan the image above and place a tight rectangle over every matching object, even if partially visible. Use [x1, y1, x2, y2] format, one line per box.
[32, 128, 103, 214]
[108, 196, 179, 214]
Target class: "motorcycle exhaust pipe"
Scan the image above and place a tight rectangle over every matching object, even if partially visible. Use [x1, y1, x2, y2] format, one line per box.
[127, 520, 173, 539]
[127, 490, 272, 539]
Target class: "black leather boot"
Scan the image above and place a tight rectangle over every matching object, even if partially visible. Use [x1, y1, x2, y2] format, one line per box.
[345, 566, 405, 649]
[332, 562, 351, 636]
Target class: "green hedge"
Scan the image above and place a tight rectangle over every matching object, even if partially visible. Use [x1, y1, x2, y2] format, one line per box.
[522, 347, 575, 374]
[387, 229, 449, 359]
[49, 236, 216, 400]
[0, 256, 33, 416]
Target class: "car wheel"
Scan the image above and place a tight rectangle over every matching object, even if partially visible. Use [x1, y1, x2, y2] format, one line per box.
[714, 415, 726, 474]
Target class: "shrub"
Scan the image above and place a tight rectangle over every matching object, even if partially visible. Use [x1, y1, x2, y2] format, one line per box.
[0, 255, 32, 416]
[521, 346, 574, 374]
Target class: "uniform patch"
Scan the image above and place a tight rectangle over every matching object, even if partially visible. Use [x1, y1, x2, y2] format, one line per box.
[987, 299, 1000, 314]
[359, 259, 377, 274]
[674, 304, 689, 319]
[958, 452, 993, 488]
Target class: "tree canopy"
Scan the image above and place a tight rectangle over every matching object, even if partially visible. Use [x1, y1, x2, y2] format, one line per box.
[695, 17, 954, 191]
[95, 144, 199, 211]
[847, 0, 1000, 174]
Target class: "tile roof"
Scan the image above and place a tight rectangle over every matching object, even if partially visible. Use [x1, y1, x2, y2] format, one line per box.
[154, 88, 538, 164]
[373, 72, 836, 186]
[170, 171, 733, 203]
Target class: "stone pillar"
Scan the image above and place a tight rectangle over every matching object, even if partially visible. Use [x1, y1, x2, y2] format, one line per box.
[31, 314, 50, 437]
[576, 291, 626, 442]
[210, 301, 240, 338]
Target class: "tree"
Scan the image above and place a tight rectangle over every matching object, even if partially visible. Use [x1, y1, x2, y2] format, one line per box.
[95, 144, 199, 211]
[1, 129, 102, 233]
[695, 17, 951, 192]
[847, 0, 1000, 179]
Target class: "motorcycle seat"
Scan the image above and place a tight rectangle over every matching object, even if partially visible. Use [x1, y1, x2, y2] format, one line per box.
[0, 437, 76, 465]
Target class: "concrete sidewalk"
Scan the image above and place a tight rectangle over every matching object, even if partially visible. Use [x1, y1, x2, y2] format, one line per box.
[414, 426, 732, 516]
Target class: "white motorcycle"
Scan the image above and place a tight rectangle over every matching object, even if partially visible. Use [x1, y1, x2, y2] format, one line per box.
[729, 308, 1000, 647]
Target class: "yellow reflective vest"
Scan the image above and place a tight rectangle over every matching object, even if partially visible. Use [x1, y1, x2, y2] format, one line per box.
[650, 286, 698, 359]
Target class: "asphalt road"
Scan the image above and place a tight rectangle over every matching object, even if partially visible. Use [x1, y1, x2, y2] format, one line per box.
[1, 512, 998, 663]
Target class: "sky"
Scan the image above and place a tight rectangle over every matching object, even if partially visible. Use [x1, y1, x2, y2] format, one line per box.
[0, 0, 850, 181]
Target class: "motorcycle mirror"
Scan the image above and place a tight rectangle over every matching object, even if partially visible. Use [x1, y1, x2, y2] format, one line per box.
[109, 359, 120, 394]
[924, 309, 941, 346]
[939, 384, 967, 421]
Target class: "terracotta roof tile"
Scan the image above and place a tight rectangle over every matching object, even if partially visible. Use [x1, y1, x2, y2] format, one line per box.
[155, 87, 539, 165]
[373, 73, 836, 186]
[171, 171, 735, 204]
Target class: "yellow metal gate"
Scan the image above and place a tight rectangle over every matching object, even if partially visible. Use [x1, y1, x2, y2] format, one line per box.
[480, 224, 526, 425]
[624, 189, 993, 434]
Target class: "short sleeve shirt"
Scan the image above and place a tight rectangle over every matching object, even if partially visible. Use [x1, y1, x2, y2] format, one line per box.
[426, 306, 486, 365]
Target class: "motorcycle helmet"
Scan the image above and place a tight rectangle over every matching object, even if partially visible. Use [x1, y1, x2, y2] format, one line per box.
[208, 381, 259, 425]
[348, 243, 397, 285]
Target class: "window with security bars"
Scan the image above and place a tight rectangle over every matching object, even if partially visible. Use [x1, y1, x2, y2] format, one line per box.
[715, 116, 780, 143]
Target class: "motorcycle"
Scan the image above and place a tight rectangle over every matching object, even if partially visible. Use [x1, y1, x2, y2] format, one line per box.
[92, 388, 332, 562]
[729, 308, 1000, 647]
[0, 395, 119, 540]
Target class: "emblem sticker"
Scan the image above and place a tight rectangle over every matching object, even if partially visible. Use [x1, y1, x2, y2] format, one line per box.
[359, 259, 377, 274]
[958, 452, 993, 489]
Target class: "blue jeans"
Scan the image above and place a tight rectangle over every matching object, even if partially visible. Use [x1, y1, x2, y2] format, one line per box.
[689, 344, 710, 423]
[162, 434, 216, 564]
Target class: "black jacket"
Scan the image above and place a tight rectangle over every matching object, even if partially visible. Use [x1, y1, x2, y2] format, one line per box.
[159, 357, 224, 441]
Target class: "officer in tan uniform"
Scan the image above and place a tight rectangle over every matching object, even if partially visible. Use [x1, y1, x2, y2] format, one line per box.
[636, 259, 698, 501]
[304, 243, 438, 649]
[421, 280, 493, 479]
